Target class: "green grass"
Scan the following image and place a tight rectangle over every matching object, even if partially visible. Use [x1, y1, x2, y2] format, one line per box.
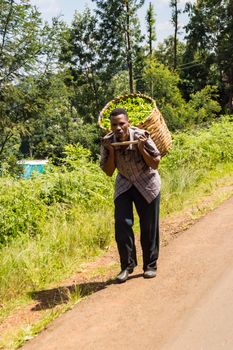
[0, 206, 114, 307]
[160, 162, 233, 217]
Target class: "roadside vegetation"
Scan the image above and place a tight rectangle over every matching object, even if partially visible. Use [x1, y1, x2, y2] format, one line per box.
[0, 117, 233, 325]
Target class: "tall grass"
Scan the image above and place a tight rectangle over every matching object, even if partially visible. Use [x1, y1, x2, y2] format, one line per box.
[0, 116, 232, 310]
[0, 207, 113, 303]
[0, 147, 115, 308]
[160, 115, 233, 215]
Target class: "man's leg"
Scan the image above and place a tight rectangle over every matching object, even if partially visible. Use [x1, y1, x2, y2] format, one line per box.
[133, 188, 160, 272]
[114, 188, 137, 272]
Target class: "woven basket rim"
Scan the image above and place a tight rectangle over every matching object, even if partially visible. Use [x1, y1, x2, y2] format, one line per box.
[98, 93, 157, 131]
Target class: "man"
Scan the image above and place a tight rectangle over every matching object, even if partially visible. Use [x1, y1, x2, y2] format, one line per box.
[100, 108, 161, 283]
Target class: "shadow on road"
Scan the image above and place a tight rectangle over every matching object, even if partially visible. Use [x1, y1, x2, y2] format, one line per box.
[29, 273, 142, 311]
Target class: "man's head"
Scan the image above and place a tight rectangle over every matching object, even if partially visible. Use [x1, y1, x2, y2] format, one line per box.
[110, 108, 130, 141]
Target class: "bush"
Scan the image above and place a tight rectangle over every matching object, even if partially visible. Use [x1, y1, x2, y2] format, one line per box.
[142, 58, 222, 130]
[0, 144, 114, 246]
[160, 115, 233, 214]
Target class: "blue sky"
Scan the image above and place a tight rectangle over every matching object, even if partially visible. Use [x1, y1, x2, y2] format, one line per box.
[30, 0, 195, 44]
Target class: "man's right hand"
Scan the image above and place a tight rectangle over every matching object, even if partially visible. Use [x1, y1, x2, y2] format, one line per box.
[101, 140, 115, 176]
[102, 140, 114, 153]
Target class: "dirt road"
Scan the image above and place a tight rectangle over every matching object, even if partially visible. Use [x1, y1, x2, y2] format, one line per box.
[23, 196, 233, 350]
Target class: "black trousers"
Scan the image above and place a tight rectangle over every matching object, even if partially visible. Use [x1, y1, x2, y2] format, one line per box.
[114, 185, 160, 272]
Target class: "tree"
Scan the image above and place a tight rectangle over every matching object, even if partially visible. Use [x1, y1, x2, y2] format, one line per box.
[0, 0, 42, 87]
[169, 0, 181, 70]
[142, 57, 221, 130]
[60, 8, 106, 121]
[146, 2, 156, 56]
[183, 0, 233, 110]
[92, 0, 145, 93]
[18, 73, 72, 159]
[0, 0, 41, 159]
[0, 0, 69, 160]
[92, 0, 126, 78]
[155, 36, 186, 70]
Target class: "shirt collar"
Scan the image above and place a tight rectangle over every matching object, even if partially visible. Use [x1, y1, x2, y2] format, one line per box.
[128, 127, 134, 150]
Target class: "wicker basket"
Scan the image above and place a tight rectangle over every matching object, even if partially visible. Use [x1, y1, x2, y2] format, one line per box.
[98, 93, 172, 157]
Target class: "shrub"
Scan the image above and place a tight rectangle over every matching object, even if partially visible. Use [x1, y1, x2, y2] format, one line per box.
[142, 58, 222, 130]
[0, 144, 114, 245]
[160, 115, 233, 214]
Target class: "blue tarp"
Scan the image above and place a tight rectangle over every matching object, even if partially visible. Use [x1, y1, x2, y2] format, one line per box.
[23, 164, 45, 178]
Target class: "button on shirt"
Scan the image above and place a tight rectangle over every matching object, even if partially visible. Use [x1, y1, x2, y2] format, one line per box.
[100, 126, 161, 203]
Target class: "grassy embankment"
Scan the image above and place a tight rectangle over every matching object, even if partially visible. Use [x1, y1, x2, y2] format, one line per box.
[0, 116, 233, 349]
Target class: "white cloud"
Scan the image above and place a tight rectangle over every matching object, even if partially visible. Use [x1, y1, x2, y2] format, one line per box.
[30, 0, 61, 18]
[156, 20, 173, 42]
[179, 0, 195, 4]
[156, 0, 196, 5]
[157, 20, 172, 31]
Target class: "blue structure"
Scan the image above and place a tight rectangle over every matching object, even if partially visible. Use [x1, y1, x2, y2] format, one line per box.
[17, 160, 48, 179]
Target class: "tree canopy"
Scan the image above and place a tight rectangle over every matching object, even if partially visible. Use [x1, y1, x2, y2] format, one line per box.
[0, 0, 232, 169]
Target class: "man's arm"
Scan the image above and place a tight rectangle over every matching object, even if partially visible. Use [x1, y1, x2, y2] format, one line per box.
[100, 143, 116, 177]
[138, 135, 161, 169]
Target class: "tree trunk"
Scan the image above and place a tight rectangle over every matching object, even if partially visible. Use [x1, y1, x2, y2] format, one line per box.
[228, 68, 233, 111]
[173, 1, 178, 70]
[149, 2, 153, 56]
[125, 1, 134, 93]
[0, 131, 13, 157]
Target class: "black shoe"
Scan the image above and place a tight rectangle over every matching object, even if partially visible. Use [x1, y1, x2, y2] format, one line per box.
[143, 269, 157, 279]
[116, 268, 133, 283]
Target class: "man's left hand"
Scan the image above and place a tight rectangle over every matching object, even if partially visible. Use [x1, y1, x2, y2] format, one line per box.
[137, 135, 148, 154]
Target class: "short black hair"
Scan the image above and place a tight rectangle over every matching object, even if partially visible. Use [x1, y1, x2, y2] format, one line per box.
[110, 108, 128, 119]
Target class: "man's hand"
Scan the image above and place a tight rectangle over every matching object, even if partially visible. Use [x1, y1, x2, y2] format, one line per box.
[137, 135, 160, 170]
[101, 139, 115, 176]
[137, 135, 148, 154]
[102, 139, 114, 153]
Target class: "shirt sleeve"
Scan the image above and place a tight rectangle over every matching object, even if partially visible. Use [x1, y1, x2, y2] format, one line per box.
[99, 144, 109, 170]
[144, 135, 161, 157]
[99, 132, 115, 169]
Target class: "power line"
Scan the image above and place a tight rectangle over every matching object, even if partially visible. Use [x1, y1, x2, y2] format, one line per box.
[179, 62, 204, 70]
[178, 60, 201, 68]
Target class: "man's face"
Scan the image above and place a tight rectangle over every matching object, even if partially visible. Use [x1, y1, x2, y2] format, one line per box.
[110, 114, 130, 141]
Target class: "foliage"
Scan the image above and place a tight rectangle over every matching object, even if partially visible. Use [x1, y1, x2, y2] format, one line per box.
[0, 205, 114, 303]
[143, 57, 182, 103]
[0, 1, 68, 161]
[92, 0, 126, 76]
[60, 7, 105, 119]
[142, 58, 222, 130]
[92, 0, 145, 93]
[19, 72, 76, 160]
[183, 0, 233, 108]
[0, 0, 42, 85]
[109, 70, 131, 97]
[187, 85, 221, 124]
[67, 122, 102, 160]
[100, 95, 155, 130]
[162, 115, 233, 170]
[155, 36, 186, 70]
[160, 115, 233, 214]
[0, 143, 113, 246]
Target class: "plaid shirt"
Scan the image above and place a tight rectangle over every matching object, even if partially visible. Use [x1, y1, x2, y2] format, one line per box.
[100, 126, 161, 203]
